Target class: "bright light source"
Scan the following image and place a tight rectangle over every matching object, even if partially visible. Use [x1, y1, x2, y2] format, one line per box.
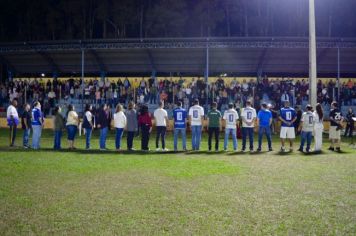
[41, 73, 45, 77]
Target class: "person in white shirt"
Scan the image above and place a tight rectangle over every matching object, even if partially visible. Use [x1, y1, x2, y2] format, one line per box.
[7, 99, 19, 147]
[223, 103, 239, 151]
[298, 105, 314, 153]
[189, 99, 204, 150]
[241, 100, 256, 152]
[114, 104, 127, 151]
[313, 103, 324, 152]
[154, 101, 169, 151]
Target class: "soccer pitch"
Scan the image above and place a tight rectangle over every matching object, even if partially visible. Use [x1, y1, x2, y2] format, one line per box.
[0, 129, 355, 235]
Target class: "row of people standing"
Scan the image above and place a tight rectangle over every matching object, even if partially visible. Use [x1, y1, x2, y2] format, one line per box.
[6, 99, 346, 153]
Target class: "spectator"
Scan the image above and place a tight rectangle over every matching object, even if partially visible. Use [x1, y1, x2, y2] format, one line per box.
[21, 103, 31, 148]
[97, 104, 110, 150]
[138, 105, 152, 151]
[154, 101, 169, 151]
[31, 101, 44, 150]
[66, 104, 79, 149]
[53, 106, 65, 150]
[114, 104, 127, 151]
[344, 108, 355, 137]
[82, 104, 94, 150]
[125, 102, 138, 151]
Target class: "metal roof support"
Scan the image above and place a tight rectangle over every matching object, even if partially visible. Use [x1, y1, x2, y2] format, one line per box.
[256, 47, 268, 77]
[36, 51, 60, 73]
[89, 49, 106, 73]
[146, 49, 157, 73]
[0, 54, 16, 75]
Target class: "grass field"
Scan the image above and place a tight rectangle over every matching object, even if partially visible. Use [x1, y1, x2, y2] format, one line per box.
[0, 128, 355, 235]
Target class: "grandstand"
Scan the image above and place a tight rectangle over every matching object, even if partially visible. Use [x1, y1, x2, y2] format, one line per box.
[1, 37, 356, 123]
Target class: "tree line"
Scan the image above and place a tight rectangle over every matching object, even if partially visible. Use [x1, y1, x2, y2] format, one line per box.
[0, 0, 355, 42]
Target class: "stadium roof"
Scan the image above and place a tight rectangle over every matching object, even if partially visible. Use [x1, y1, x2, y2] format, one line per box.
[0, 37, 356, 77]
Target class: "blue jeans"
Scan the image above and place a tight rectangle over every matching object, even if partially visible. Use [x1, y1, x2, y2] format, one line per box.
[85, 128, 92, 149]
[66, 125, 77, 141]
[242, 127, 254, 150]
[191, 125, 202, 150]
[174, 128, 186, 150]
[32, 125, 42, 149]
[224, 128, 237, 150]
[115, 128, 124, 149]
[300, 131, 312, 151]
[54, 130, 62, 149]
[23, 128, 30, 147]
[100, 127, 108, 149]
[258, 126, 272, 150]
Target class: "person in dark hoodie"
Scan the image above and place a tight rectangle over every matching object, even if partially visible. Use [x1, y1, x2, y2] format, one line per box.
[97, 104, 110, 150]
[53, 106, 65, 150]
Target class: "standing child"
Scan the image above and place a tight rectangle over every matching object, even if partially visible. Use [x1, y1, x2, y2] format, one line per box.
[298, 105, 314, 153]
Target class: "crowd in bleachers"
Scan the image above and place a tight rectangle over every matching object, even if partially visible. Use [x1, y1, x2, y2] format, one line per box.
[1, 77, 356, 116]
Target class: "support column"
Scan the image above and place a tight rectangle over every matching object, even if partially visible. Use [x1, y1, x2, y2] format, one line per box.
[337, 47, 340, 103]
[309, 0, 317, 107]
[81, 49, 85, 113]
[205, 39, 209, 109]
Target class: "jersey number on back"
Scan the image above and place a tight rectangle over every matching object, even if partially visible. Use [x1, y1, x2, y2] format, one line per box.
[247, 111, 252, 120]
[177, 112, 182, 121]
[229, 114, 234, 122]
[286, 111, 292, 120]
[193, 110, 198, 119]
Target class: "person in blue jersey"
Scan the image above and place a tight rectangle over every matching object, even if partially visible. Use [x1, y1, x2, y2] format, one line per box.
[278, 101, 297, 152]
[173, 101, 187, 151]
[31, 101, 44, 149]
[257, 103, 273, 152]
[7, 99, 19, 147]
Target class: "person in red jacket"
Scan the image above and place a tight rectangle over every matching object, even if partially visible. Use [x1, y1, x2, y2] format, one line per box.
[138, 105, 152, 151]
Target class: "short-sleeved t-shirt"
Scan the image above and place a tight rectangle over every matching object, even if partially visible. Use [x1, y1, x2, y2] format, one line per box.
[301, 111, 314, 132]
[7, 105, 19, 126]
[21, 110, 32, 129]
[189, 105, 204, 126]
[258, 109, 272, 127]
[329, 108, 342, 126]
[31, 108, 42, 126]
[280, 107, 297, 127]
[223, 109, 239, 129]
[173, 108, 187, 129]
[66, 111, 78, 126]
[154, 108, 168, 127]
[207, 109, 221, 128]
[241, 106, 257, 128]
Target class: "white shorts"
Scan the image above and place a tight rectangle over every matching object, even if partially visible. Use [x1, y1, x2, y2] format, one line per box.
[280, 127, 295, 139]
[329, 126, 341, 140]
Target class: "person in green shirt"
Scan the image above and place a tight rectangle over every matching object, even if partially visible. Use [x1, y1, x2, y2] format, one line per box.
[207, 102, 222, 151]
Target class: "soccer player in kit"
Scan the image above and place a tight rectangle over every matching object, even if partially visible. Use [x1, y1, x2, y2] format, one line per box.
[257, 103, 273, 152]
[298, 105, 314, 153]
[173, 101, 187, 151]
[189, 99, 205, 151]
[241, 100, 257, 152]
[223, 103, 239, 151]
[329, 101, 343, 152]
[207, 102, 222, 151]
[279, 101, 297, 152]
[154, 101, 169, 151]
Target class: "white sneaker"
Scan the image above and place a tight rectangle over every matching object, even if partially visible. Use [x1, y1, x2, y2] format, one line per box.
[156, 148, 161, 151]
[280, 147, 285, 152]
[163, 148, 169, 152]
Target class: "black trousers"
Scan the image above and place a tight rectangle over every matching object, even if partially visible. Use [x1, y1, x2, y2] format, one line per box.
[344, 124, 354, 137]
[208, 127, 219, 151]
[9, 125, 17, 146]
[141, 125, 150, 150]
[156, 126, 167, 149]
[127, 131, 135, 150]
